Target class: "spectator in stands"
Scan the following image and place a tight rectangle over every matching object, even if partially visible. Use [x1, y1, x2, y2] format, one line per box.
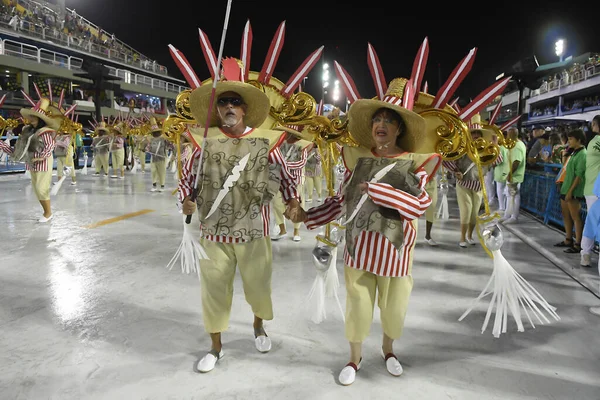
[526, 125, 545, 156]
[552, 132, 568, 164]
[554, 129, 587, 254]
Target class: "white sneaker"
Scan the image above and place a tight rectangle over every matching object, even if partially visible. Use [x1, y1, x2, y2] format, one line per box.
[38, 214, 53, 223]
[70, 181, 77, 186]
[271, 232, 287, 241]
[254, 333, 271, 353]
[502, 217, 518, 225]
[119, 176, 124, 180]
[425, 238, 438, 246]
[306, 199, 312, 203]
[292, 235, 301, 242]
[111, 175, 118, 178]
[339, 359, 362, 386]
[150, 187, 158, 192]
[590, 307, 600, 317]
[159, 186, 164, 192]
[581, 253, 592, 267]
[196, 349, 224, 373]
[381, 348, 403, 376]
[459, 241, 468, 248]
[466, 238, 477, 245]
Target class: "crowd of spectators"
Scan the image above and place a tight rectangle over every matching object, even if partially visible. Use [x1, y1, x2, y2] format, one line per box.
[0, 0, 167, 75]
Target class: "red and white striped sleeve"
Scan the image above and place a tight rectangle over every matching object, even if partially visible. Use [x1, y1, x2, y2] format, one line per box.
[38, 131, 55, 158]
[305, 164, 352, 229]
[366, 168, 431, 222]
[178, 147, 200, 203]
[269, 146, 299, 202]
[492, 150, 503, 167]
[0, 140, 13, 155]
[442, 159, 458, 172]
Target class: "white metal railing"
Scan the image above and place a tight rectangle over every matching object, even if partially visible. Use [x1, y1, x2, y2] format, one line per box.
[530, 64, 600, 98]
[3, 0, 169, 75]
[1, 38, 189, 94]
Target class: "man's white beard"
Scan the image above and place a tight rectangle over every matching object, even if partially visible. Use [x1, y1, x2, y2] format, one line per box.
[221, 114, 240, 128]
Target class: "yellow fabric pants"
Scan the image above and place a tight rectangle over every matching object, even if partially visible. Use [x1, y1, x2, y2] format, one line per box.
[304, 175, 323, 201]
[30, 158, 53, 201]
[151, 159, 166, 186]
[456, 184, 483, 225]
[57, 149, 75, 180]
[95, 152, 110, 174]
[199, 236, 274, 333]
[344, 266, 413, 343]
[136, 149, 146, 171]
[424, 180, 438, 223]
[111, 148, 125, 172]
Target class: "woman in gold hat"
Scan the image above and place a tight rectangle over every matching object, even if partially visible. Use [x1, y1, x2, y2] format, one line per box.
[91, 122, 111, 176]
[54, 130, 77, 186]
[1, 99, 61, 222]
[296, 77, 440, 385]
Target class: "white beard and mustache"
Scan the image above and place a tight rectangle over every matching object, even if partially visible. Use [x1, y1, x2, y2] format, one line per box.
[218, 108, 241, 128]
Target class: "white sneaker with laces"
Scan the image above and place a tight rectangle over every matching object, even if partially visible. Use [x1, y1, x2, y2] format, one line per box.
[196, 349, 224, 373]
[466, 237, 477, 245]
[581, 253, 591, 267]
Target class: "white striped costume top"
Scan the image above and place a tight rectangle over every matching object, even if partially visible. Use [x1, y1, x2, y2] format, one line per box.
[178, 127, 299, 244]
[1, 128, 56, 172]
[305, 148, 440, 277]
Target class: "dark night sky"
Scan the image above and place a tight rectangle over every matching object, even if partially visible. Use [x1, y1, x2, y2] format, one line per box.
[64, 0, 598, 106]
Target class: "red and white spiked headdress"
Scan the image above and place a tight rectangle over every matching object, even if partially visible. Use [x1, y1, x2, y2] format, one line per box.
[168, 20, 323, 128]
[20, 81, 76, 131]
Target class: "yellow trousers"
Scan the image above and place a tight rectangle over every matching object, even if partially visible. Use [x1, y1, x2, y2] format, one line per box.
[95, 152, 110, 174]
[151, 159, 167, 186]
[136, 149, 146, 171]
[344, 266, 413, 343]
[57, 155, 75, 180]
[272, 181, 304, 229]
[304, 175, 323, 201]
[199, 237, 273, 333]
[424, 180, 438, 223]
[111, 148, 125, 173]
[30, 157, 53, 201]
[456, 184, 483, 225]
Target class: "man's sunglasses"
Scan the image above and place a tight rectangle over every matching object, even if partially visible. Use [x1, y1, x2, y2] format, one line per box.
[217, 97, 244, 106]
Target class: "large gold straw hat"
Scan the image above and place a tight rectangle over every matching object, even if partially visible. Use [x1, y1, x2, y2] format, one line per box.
[347, 78, 425, 152]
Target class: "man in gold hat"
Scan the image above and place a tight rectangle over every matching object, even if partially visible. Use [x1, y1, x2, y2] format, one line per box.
[295, 77, 440, 385]
[91, 122, 111, 176]
[146, 117, 171, 192]
[0, 99, 61, 222]
[179, 59, 302, 373]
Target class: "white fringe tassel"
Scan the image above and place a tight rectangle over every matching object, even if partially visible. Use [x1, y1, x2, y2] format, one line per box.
[459, 249, 560, 338]
[165, 214, 210, 277]
[130, 157, 138, 174]
[306, 247, 345, 324]
[50, 176, 66, 196]
[170, 158, 177, 173]
[24, 169, 31, 179]
[81, 154, 88, 175]
[91, 156, 95, 168]
[436, 193, 449, 220]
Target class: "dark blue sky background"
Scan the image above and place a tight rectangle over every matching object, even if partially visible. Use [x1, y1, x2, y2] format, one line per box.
[65, 0, 597, 106]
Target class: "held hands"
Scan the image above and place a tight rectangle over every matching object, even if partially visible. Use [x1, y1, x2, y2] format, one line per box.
[182, 196, 197, 216]
[284, 198, 307, 223]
